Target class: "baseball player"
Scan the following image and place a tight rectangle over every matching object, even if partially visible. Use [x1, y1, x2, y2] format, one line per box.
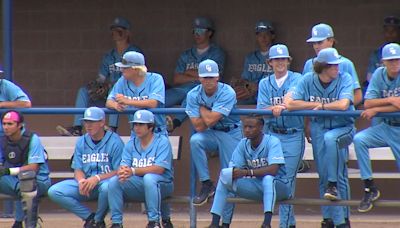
[0, 110, 51, 228]
[233, 20, 275, 105]
[353, 43, 400, 213]
[186, 59, 242, 226]
[57, 17, 143, 136]
[106, 51, 167, 136]
[257, 44, 304, 228]
[365, 16, 400, 90]
[107, 110, 174, 228]
[48, 107, 124, 228]
[166, 16, 225, 132]
[208, 115, 289, 228]
[287, 48, 355, 228]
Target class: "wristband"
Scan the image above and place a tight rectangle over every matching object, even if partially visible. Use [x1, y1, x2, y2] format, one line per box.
[131, 167, 136, 176]
[250, 169, 254, 177]
[95, 174, 101, 182]
[9, 167, 20, 176]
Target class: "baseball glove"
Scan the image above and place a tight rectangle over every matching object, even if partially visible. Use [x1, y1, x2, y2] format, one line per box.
[86, 80, 111, 102]
[231, 78, 257, 100]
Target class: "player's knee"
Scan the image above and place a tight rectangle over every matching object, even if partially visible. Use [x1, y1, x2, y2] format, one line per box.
[143, 173, 158, 188]
[108, 176, 120, 190]
[98, 181, 109, 194]
[47, 184, 61, 200]
[262, 175, 274, 187]
[353, 133, 365, 147]
[189, 133, 207, 146]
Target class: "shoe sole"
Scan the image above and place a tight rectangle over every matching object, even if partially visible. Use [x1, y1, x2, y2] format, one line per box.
[56, 125, 73, 136]
[192, 190, 216, 206]
[358, 190, 381, 213]
[324, 193, 338, 201]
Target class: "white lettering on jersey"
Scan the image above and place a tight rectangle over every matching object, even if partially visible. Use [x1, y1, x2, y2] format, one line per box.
[82, 153, 109, 163]
[132, 157, 155, 168]
[246, 157, 268, 168]
[186, 63, 199, 70]
[382, 88, 400, 98]
[248, 64, 268, 73]
[309, 96, 337, 103]
[270, 96, 284, 105]
[124, 95, 149, 101]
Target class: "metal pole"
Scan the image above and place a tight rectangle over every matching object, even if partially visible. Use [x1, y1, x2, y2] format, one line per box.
[2, 0, 13, 81]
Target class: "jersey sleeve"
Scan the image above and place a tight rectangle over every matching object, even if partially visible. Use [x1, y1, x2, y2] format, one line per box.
[148, 74, 165, 104]
[256, 78, 271, 109]
[120, 140, 134, 167]
[107, 77, 124, 101]
[153, 136, 173, 170]
[290, 74, 308, 100]
[71, 137, 84, 170]
[302, 59, 313, 75]
[2, 80, 31, 102]
[174, 51, 190, 74]
[267, 136, 285, 165]
[344, 59, 361, 90]
[229, 140, 247, 168]
[339, 73, 355, 102]
[109, 136, 124, 170]
[185, 89, 201, 118]
[27, 134, 46, 165]
[365, 67, 384, 100]
[212, 86, 236, 116]
[240, 54, 252, 80]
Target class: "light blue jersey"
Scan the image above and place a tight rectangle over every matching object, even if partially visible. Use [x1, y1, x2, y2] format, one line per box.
[241, 50, 273, 83]
[257, 71, 304, 130]
[99, 45, 143, 83]
[302, 56, 360, 90]
[0, 80, 31, 135]
[367, 46, 384, 77]
[71, 131, 124, 177]
[186, 82, 241, 128]
[291, 72, 355, 128]
[107, 72, 166, 133]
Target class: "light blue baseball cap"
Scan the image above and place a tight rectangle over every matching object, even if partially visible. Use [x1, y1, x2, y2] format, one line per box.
[110, 17, 131, 30]
[193, 17, 214, 30]
[198, 59, 219, 77]
[115, 51, 145, 68]
[269, 44, 291, 59]
[315, 48, 343, 64]
[382, 43, 400, 60]
[81, 107, 105, 121]
[130, 110, 155, 123]
[306, 23, 334, 43]
[255, 20, 274, 33]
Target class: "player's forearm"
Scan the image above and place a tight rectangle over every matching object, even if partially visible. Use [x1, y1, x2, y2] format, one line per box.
[251, 164, 280, 177]
[324, 99, 350, 111]
[190, 117, 208, 132]
[173, 72, 198, 86]
[106, 99, 118, 109]
[124, 99, 158, 108]
[200, 110, 222, 127]
[368, 105, 400, 113]
[286, 100, 319, 111]
[97, 170, 117, 181]
[133, 165, 165, 176]
[0, 100, 31, 108]
[20, 163, 39, 173]
[74, 169, 86, 182]
[353, 89, 362, 107]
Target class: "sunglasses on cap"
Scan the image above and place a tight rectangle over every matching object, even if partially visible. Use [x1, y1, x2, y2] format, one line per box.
[193, 28, 208, 36]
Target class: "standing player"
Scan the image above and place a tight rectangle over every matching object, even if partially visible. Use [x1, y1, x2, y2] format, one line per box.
[232, 20, 275, 105]
[353, 43, 400, 213]
[257, 44, 304, 228]
[0, 110, 51, 228]
[108, 110, 174, 228]
[287, 48, 355, 228]
[48, 107, 124, 228]
[106, 51, 167, 136]
[166, 17, 225, 132]
[208, 115, 289, 228]
[364, 16, 400, 92]
[186, 59, 242, 226]
[57, 17, 143, 136]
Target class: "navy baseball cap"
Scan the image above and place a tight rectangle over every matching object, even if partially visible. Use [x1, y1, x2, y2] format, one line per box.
[110, 17, 131, 30]
[255, 20, 274, 33]
[307, 23, 334, 42]
[382, 43, 400, 60]
[315, 48, 343, 64]
[198, 59, 219, 77]
[384, 16, 400, 27]
[269, 44, 291, 59]
[193, 17, 214, 30]
[81, 107, 105, 121]
[115, 51, 145, 68]
[130, 110, 155, 123]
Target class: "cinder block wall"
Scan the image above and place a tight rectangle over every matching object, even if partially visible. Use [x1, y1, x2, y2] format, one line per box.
[5, 0, 399, 105]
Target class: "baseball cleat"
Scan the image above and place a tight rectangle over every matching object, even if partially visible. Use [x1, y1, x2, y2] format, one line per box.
[192, 182, 216, 206]
[324, 185, 338, 201]
[358, 187, 380, 213]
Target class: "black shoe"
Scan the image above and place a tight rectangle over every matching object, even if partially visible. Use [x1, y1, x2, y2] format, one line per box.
[321, 218, 334, 228]
[260, 224, 271, 228]
[93, 221, 106, 228]
[207, 225, 220, 228]
[161, 219, 173, 228]
[336, 223, 350, 228]
[193, 182, 216, 206]
[358, 187, 381, 213]
[146, 221, 161, 228]
[11, 221, 23, 228]
[83, 213, 95, 228]
[324, 185, 338, 201]
[221, 223, 230, 228]
[110, 224, 123, 228]
[345, 218, 351, 228]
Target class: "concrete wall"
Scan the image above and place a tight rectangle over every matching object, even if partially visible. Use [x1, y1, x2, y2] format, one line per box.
[4, 0, 399, 105]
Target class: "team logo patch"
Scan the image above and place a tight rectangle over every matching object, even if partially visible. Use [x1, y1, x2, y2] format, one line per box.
[277, 47, 283, 54]
[389, 47, 397, 55]
[137, 112, 142, 119]
[8, 152, 16, 159]
[205, 64, 212, 72]
[312, 28, 318, 36]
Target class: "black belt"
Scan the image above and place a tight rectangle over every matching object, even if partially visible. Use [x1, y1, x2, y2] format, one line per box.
[271, 127, 297, 135]
[387, 121, 400, 127]
[212, 124, 239, 132]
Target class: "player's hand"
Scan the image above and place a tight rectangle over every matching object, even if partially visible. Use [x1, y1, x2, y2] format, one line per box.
[232, 168, 247, 179]
[313, 103, 323, 110]
[84, 176, 100, 195]
[361, 109, 379, 120]
[115, 94, 128, 105]
[114, 103, 127, 112]
[271, 105, 286, 117]
[78, 179, 90, 196]
[118, 166, 132, 182]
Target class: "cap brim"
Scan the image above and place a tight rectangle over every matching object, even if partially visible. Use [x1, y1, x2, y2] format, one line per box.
[115, 62, 131, 68]
[199, 73, 219, 77]
[129, 120, 154, 123]
[306, 37, 327, 42]
[326, 59, 344, 64]
[81, 118, 102, 121]
[382, 56, 400, 60]
[269, 55, 291, 59]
